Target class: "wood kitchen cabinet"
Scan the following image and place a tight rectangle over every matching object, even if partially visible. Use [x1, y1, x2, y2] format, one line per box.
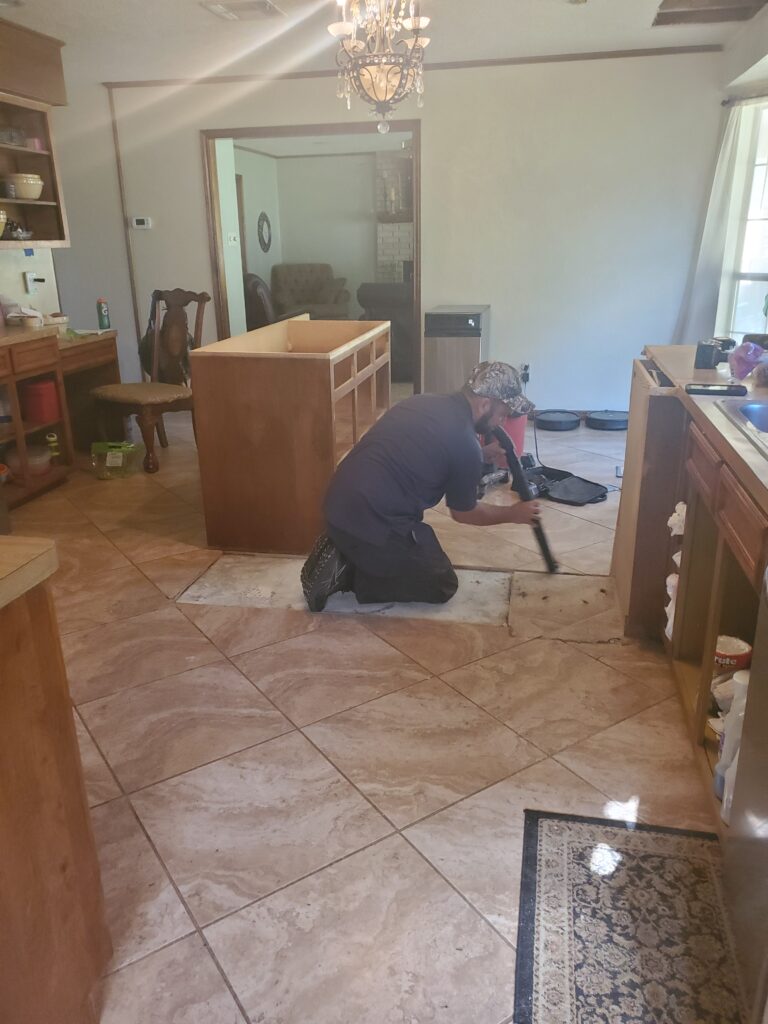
[0, 537, 111, 1022]
[616, 344, 768, 1019]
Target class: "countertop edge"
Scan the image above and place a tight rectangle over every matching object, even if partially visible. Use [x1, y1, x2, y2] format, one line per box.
[0, 536, 58, 610]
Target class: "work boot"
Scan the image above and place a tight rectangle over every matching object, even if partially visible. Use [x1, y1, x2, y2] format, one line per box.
[301, 535, 351, 612]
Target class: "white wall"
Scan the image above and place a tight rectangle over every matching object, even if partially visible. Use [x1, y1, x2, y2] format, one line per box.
[51, 81, 140, 382]
[233, 147, 282, 281]
[213, 138, 246, 336]
[55, 53, 723, 407]
[277, 154, 376, 317]
[0, 249, 59, 315]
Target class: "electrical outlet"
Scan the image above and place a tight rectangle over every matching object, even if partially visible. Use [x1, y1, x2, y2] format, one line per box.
[24, 271, 39, 294]
[227, 232, 239, 245]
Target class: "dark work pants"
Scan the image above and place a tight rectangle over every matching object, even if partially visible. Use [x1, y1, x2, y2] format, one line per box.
[327, 522, 459, 605]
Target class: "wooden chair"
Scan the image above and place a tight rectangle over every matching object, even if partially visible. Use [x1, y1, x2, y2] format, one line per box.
[92, 288, 210, 473]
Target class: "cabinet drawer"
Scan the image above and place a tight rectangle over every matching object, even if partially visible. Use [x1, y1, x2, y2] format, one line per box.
[718, 466, 768, 589]
[60, 339, 117, 374]
[686, 422, 721, 509]
[0, 348, 11, 377]
[10, 336, 59, 375]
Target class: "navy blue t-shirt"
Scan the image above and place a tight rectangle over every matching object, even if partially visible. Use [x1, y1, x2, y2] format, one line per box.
[324, 392, 482, 545]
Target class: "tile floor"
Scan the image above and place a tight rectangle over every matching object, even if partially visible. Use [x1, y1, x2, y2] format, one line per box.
[11, 412, 716, 1024]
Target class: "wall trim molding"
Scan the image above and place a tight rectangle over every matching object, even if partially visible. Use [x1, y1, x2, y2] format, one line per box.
[102, 44, 722, 89]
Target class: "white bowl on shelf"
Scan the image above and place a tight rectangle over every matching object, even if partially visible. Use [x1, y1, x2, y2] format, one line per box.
[5, 173, 44, 200]
[0, 208, 6, 235]
[7, 445, 52, 477]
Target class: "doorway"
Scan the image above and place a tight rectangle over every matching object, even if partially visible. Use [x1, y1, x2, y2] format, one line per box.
[201, 121, 422, 394]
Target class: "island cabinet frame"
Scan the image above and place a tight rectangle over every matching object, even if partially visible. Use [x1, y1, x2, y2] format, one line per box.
[190, 318, 391, 554]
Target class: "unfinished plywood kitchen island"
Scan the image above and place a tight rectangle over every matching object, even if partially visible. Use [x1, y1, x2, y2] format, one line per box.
[191, 318, 391, 554]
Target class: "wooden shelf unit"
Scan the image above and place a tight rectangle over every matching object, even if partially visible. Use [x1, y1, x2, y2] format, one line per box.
[0, 93, 69, 248]
[191, 318, 391, 554]
[0, 329, 73, 506]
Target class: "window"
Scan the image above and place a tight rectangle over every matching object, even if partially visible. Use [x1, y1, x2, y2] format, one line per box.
[718, 104, 768, 342]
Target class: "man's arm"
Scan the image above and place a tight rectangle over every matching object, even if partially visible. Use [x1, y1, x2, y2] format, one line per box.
[450, 500, 540, 527]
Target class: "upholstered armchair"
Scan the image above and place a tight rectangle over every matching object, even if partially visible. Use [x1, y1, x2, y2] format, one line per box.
[271, 263, 350, 320]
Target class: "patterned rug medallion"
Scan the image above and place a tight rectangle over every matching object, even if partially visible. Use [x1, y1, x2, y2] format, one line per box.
[515, 812, 747, 1024]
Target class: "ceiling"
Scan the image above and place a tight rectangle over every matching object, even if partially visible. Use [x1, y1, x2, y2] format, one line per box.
[3, 0, 740, 85]
[234, 131, 412, 157]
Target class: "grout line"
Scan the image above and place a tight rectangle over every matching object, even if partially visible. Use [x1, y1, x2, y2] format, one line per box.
[399, 831, 518, 953]
[113, 798, 253, 1023]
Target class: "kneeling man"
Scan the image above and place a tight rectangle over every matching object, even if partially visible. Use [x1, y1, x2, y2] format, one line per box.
[301, 361, 539, 611]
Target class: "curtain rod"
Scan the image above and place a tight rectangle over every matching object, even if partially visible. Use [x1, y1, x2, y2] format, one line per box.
[722, 93, 768, 107]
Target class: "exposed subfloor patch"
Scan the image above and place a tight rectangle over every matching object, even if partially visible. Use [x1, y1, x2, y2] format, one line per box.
[179, 553, 512, 626]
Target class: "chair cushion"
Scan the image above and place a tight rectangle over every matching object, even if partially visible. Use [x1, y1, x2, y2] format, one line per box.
[92, 382, 192, 406]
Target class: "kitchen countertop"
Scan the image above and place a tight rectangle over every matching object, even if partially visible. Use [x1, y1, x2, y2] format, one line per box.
[0, 536, 57, 609]
[0, 322, 116, 349]
[645, 344, 768, 515]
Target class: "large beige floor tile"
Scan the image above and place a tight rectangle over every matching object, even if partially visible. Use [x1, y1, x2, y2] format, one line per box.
[366, 617, 527, 674]
[305, 678, 542, 827]
[406, 758, 622, 944]
[99, 935, 243, 1024]
[553, 490, 621, 529]
[70, 484, 194, 532]
[181, 603, 322, 657]
[91, 798, 194, 971]
[80, 662, 292, 791]
[556, 539, 614, 575]
[572, 638, 676, 700]
[493, 505, 615, 556]
[423, 509, 541, 571]
[62, 605, 222, 704]
[10, 493, 90, 535]
[74, 712, 121, 807]
[139, 548, 221, 599]
[105, 513, 208, 564]
[443, 638, 659, 754]
[51, 564, 168, 634]
[205, 836, 516, 1024]
[50, 525, 132, 581]
[233, 621, 428, 726]
[556, 698, 716, 830]
[131, 732, 391, 925]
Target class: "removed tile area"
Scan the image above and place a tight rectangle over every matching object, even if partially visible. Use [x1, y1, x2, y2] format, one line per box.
[181, 553, 513, 625]
[509, 570, 624, 641]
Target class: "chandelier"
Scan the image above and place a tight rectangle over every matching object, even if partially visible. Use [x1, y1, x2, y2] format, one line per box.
[328, 1, 431, 133]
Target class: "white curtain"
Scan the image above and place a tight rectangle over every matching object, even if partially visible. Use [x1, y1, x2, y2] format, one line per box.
[673, 104, 759, 345]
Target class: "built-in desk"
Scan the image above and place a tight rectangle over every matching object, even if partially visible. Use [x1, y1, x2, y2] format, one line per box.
[0, 536, 111, 1022]
[0, 324, 121, 505]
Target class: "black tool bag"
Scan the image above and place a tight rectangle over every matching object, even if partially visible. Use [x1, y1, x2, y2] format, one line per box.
[525, 465, 608, 506]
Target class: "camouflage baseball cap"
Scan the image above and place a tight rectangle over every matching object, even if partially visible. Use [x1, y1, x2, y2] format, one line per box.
[466, 361, 535, 416]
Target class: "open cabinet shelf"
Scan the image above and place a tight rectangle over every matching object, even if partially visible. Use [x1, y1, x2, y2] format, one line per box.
[0, 96, 68, 248]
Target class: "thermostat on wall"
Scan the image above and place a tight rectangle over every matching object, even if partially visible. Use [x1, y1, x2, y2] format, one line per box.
[129, 216, 153, 229]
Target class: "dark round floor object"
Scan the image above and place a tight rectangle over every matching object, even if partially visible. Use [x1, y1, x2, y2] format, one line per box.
[535, 409, 581, 432]
[586, 410, 629, 431]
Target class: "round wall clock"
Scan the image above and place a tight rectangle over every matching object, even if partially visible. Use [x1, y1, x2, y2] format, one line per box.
[257, 212, 272, 253]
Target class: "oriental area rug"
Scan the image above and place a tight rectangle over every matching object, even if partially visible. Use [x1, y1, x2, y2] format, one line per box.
[514, 811, 747, 1024]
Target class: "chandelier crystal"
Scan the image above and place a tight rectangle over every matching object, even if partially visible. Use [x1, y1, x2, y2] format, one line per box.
[328, 1, 431, 132]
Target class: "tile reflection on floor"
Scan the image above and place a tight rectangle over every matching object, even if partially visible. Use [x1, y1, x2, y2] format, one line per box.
[13, 413, 716, 1021]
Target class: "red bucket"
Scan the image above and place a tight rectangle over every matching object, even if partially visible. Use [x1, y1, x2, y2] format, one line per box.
[503, 413, 527, 456]
[19, 379, 60, 424]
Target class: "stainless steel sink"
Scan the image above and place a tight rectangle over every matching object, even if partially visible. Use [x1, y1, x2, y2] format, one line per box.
[717, 398, 768, 456]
